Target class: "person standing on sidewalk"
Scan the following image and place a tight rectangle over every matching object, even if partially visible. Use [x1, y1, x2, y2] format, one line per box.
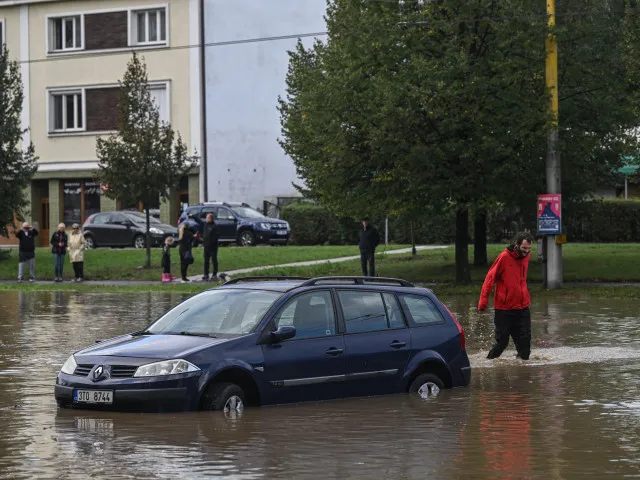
[192, 213, 219, 281]
[177, 223, 195, 283]
[359, 217, 380, 277]
[16, 222, 38, 283]
[478, 232, 534, 360]
[50, 223, 68, 282]
[68, 223, 86, 282]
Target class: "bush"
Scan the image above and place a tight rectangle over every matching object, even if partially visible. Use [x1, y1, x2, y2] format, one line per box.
[281, 200, 640, 245]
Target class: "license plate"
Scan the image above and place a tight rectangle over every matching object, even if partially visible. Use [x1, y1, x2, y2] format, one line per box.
[277, 230, 288, 235]
[73, 389, 113, 404]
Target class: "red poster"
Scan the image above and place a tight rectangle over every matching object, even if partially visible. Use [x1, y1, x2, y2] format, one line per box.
[537, 194, 562, 235]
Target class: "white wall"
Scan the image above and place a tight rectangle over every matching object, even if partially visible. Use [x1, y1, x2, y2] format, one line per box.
[203, 0, 326, 209]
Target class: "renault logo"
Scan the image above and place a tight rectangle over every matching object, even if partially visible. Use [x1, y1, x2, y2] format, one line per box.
[93, 366, 104, 381]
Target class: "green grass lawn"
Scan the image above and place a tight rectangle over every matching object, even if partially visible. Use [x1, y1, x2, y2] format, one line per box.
[253, 243, 640, 283]
[0, 244, 409, 281]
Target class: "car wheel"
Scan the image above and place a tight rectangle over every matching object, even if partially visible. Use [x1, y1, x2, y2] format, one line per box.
[133, 235, 146, 249]
[84, 235, 96, 249]
[202, 382, 246, 413]
[409, 373, 444, 399]
[237, 230, 256, 247]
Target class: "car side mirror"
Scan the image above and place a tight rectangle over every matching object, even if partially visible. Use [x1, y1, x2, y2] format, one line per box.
[271, 326, 296, 343]
[259, 325, 296, 344]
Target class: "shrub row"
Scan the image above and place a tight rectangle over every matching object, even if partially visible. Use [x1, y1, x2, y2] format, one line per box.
[281, 200, 640, 245]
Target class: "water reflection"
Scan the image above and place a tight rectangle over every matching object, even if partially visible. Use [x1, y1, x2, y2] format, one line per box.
[0, 291, 639, 479]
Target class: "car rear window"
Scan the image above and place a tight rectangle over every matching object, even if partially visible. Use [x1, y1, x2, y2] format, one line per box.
[398, 294, 445, 326]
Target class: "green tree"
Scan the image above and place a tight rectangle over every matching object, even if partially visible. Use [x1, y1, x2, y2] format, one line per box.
[0, 45, 37, 238]
[96, 53, 196, 267]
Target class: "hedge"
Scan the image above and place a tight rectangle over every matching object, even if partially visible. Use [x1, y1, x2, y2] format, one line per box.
[281, 200, 640, 245]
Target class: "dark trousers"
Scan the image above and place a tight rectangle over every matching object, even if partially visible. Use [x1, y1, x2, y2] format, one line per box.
[180, 261, 189, 280]
[360, 249, 375, 277]
[487, 308, 531, 360]
[204, 245, 219, 277]
[162, 264, 171, 274]
[72, 262, 84, 279]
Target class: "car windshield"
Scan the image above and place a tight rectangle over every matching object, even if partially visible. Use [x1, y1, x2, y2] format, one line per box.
[125, 212, 161, 224]
[231, 207, 265, 219]
[147, 289, 282, 336]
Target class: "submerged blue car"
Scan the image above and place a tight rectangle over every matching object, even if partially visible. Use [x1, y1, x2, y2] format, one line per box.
[55, 276, 471, 413]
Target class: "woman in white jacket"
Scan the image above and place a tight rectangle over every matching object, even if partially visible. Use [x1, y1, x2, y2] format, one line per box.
[68, 223, 86, 282]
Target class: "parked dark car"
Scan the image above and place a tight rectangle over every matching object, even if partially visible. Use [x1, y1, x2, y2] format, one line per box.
[54, 276, 471, 413]
[82, 211, 178, 249]
[177, 202, 290, 246]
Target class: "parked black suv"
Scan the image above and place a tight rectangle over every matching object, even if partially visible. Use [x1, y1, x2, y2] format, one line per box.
[83, 211, 178, 249]
[177, 202, 290, 246]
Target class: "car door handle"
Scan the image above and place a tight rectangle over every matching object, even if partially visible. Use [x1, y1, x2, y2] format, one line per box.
[390, 341, 407, 349]
[325, 347, 344, 356]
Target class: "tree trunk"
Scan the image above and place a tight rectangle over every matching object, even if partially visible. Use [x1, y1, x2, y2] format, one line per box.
[455, 209, 472, 284]
[474, 208, 488, 266]
[144, 203, 151, 268]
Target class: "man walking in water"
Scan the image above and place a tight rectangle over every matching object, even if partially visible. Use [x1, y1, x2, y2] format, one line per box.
[478, 232, 534, 360]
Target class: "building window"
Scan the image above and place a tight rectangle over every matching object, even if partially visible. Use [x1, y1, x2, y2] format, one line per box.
[150, 85, 169, 123]
[132, 9, 166, 45]
[63, 180, 101, 225]
[49, 16, 82, 52]
[0, 19, 5, 46]
[50, 90, 84, 132]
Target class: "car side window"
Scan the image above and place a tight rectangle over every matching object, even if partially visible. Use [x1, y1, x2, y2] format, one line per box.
[216, 208, 235, 221]
[339, 291, 396, 333]
[109, 213, 127, 224]
[382, 293, 406, 329]
[201, 207, 215, 219]
[273, 291, 336, 340]
[92, 214, 110, 225]
[399, 294, 445, 326]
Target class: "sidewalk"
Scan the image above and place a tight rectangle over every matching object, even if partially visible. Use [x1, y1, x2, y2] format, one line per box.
[186, 245, 448, 282]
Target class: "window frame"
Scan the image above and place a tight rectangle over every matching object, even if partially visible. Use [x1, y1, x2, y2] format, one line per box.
[269, 290, 339, 341]
[61, 180, 102, 225]
[47, 14, 84, 53]
[48, 89, 86, 133]
[337, 289, 408, 335]
[0, 18, 5, 47]
[398, 293, 446, 327]
[130, 7, 168, 46]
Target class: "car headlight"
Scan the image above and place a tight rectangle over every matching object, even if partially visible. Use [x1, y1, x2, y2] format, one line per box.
[260, 223, 272, 230]
[133, 359, 200, 378]
[149, 228, 163, 235]
[60, 355, 77, 375]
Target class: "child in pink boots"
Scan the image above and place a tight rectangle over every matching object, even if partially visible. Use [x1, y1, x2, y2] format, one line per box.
[161, 236, 176, 283]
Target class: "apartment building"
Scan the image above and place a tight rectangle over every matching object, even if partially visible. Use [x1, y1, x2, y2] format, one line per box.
[0, 0, 203, 246]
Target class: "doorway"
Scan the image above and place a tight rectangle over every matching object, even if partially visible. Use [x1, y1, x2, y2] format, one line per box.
[40, 198, 50, 247]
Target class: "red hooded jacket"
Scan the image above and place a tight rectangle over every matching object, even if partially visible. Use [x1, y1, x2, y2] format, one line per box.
[478, 245, 531, 311]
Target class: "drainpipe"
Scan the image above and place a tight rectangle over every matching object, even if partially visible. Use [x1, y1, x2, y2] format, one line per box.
[199, 0, 209, 201]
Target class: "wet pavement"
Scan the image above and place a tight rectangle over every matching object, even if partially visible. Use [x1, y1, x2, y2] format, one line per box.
[1, 291, 639, 479]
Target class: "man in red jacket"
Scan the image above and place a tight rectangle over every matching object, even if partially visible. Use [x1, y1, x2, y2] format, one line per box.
[478, 232, 534, 360]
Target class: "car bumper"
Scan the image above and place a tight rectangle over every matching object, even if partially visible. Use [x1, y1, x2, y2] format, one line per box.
[55, 371, 202, 412]
[255, 231, 290, 244]
[450, 350, 472, 387]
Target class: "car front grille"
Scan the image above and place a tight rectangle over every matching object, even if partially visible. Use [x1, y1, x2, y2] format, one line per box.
[72, 364, 137, 378]
[110, 365, 138, 378]
[74, 364, 93, 376]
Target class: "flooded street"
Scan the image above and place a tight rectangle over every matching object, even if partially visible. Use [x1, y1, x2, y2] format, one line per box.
[1, 290, 640, 479]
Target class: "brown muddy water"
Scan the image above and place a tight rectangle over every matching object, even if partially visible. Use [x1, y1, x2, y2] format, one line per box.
[1, 291, 640, 479]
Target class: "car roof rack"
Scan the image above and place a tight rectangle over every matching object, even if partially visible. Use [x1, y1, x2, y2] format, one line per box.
[223, 276, 311, 285]
[299, 276, 415, 287]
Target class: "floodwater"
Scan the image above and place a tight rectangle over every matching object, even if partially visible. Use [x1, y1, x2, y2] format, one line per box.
[1, 291, 640, 479]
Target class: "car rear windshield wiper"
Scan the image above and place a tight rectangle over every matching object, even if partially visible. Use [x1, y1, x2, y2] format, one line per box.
[171, 331, 217, 338]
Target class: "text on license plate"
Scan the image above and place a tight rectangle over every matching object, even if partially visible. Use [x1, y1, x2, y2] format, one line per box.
[277, 230, 287, 235]
[74, 389, 113, 404]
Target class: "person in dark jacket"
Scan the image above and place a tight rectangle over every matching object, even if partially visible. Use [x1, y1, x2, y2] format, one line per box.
[478, 232, 534, 360]
[161, 236, 175, 283]
[191, 213, 220, 281]
[177, 223, 195, 283]
[50, 223, 69, 282]
[359, 217, 380, 277]
[16, 222, 38, 283]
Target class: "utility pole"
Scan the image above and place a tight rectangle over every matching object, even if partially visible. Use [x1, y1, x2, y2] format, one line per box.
[545, 0, 563, 289]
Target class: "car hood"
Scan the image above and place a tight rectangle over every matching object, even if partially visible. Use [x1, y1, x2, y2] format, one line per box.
[76, 334, 229, 359]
